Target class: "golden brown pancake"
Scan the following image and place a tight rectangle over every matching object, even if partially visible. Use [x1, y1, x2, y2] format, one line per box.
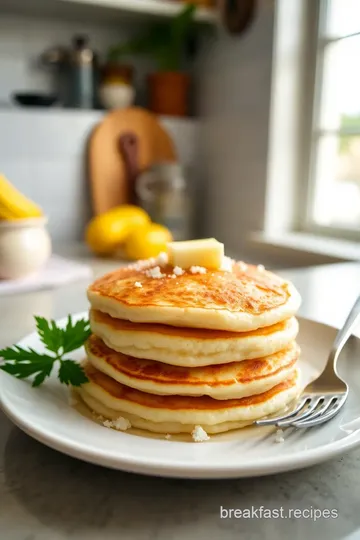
[90, 309, 299, 366]
[85, 334, 300, 399]
[79, 360, 300, 429]
[78, 390, 254, 434]
[87, 259, 301, 331]
[91, 308, 293, 339]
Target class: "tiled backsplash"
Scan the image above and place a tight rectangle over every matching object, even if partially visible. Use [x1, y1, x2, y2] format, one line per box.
[0, 12, 199, 242]
[0, 109, 199, 241]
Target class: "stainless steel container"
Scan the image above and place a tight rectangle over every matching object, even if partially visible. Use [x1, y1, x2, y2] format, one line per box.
[41, 35, 98, 109]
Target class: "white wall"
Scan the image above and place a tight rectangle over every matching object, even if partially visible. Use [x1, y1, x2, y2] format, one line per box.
[198, 0, 275, 259]
[0, 108, 199, 241]
[0, 13, 199, 241]
[0, 4, 285, 262]
[0, 12, 142, 243]
[0, 108, 102, 241]
[0, 12, 153, 106]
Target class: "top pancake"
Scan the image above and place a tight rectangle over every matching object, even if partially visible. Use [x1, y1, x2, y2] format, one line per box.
[87, 258, 301, 331]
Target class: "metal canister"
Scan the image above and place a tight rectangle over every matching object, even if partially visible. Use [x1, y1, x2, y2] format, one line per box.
[65, 36, 98, 109]
[136, 162, 192, 241]
[40, 35, 98, 109]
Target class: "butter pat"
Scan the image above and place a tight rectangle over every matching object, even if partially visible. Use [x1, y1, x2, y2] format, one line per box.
[167, 239, 224, 270]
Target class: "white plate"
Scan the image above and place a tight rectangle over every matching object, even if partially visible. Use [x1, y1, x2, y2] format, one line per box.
[1, 313, 360, 479]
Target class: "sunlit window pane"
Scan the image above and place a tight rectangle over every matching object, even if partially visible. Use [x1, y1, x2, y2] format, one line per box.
[311, 135, 360, 229]
[319, 35, 360, 130]
[325, 0, 360, 38]
[307, 1, 360, 235]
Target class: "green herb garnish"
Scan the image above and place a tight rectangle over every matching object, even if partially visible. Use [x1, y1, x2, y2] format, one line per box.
[0, 316, 90, 387]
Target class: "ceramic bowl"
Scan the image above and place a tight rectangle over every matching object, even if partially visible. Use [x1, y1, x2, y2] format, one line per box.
[99, 84, 135, 110]
[0, 217, 52, 279]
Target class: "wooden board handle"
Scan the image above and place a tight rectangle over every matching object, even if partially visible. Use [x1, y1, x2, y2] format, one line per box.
[118, 132, 139, 204]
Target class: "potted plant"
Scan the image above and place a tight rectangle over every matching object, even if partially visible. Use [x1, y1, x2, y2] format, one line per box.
[107, 4, 197, 117]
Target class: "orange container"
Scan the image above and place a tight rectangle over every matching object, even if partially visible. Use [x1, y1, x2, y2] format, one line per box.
[147, 72, 190, 117]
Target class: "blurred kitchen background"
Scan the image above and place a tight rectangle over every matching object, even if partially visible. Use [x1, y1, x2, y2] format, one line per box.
[0, 0, 359, 292]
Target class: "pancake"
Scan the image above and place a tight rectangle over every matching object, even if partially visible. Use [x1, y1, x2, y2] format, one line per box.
[79, 360, 300, 429]
[90, 309, 299, 366]
[87, 258, 301, 332]
[85, 334, 300, 399]
[78, 389, 253, 434]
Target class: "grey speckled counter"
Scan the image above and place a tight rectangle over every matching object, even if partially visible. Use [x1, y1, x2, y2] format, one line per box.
[1, 259, 360, 540]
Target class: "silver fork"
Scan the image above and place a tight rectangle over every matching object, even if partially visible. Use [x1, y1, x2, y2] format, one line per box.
[256, 295, 360, 429]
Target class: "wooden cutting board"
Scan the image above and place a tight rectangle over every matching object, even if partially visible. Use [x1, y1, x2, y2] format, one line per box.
[88, 107, 177, 215]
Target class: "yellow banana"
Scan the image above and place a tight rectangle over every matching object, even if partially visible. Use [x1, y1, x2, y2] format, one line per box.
[0, 200, 17, 220]
[0, 174, 43, 220]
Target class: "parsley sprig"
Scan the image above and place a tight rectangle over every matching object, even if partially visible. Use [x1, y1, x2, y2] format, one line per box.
[0, 316, 90, 387]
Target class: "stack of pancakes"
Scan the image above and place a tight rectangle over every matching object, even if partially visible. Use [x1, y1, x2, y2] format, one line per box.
[78, 256, 302, 438]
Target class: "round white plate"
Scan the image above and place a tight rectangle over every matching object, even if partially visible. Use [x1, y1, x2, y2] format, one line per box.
[1, 313, 360, 479]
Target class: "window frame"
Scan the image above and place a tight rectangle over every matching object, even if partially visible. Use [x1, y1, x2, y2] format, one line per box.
[299, 0, 360, 241]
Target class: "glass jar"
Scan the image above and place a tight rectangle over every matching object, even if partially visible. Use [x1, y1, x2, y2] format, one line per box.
[136, 162, 192, 241]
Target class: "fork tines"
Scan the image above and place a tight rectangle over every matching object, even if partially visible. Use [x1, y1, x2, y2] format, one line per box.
[255, 394, 347, 428]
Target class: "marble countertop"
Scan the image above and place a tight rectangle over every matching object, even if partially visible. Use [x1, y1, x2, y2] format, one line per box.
[1, 255, 360, 540]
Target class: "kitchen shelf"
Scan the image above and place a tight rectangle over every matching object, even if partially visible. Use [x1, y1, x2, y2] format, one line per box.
[0, 106, 199, 129]
[62, 0, 216, 22]
[0, 0, 217, 24]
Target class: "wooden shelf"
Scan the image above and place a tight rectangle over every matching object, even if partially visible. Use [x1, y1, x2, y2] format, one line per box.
[0, 106, 199, 125]
[62, 0, 216, 22]
[0, 0, 217, 24]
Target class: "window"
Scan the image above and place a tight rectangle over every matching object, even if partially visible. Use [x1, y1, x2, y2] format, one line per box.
[259, 0, 360, 259]
[305, 0, 360, 238]
[306, 0, 360, 238]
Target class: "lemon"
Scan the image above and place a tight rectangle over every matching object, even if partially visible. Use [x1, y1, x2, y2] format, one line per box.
[124, 223, 173, 260]
[85, 205, 150, 255]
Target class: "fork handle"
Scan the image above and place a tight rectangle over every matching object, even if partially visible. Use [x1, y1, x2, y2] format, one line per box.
[332, 295, 360, 361]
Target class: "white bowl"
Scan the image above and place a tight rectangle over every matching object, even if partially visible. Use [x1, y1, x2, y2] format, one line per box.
[99, 84, 135, 110]
[0, 217, 51, 279]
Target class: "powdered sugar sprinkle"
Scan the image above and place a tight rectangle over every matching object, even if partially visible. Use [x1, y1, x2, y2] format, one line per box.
[191, 425, 210, 442]
[144, 266, 165, 279]
[173, 266, 185, 276]
[103, 417, 131, 431]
